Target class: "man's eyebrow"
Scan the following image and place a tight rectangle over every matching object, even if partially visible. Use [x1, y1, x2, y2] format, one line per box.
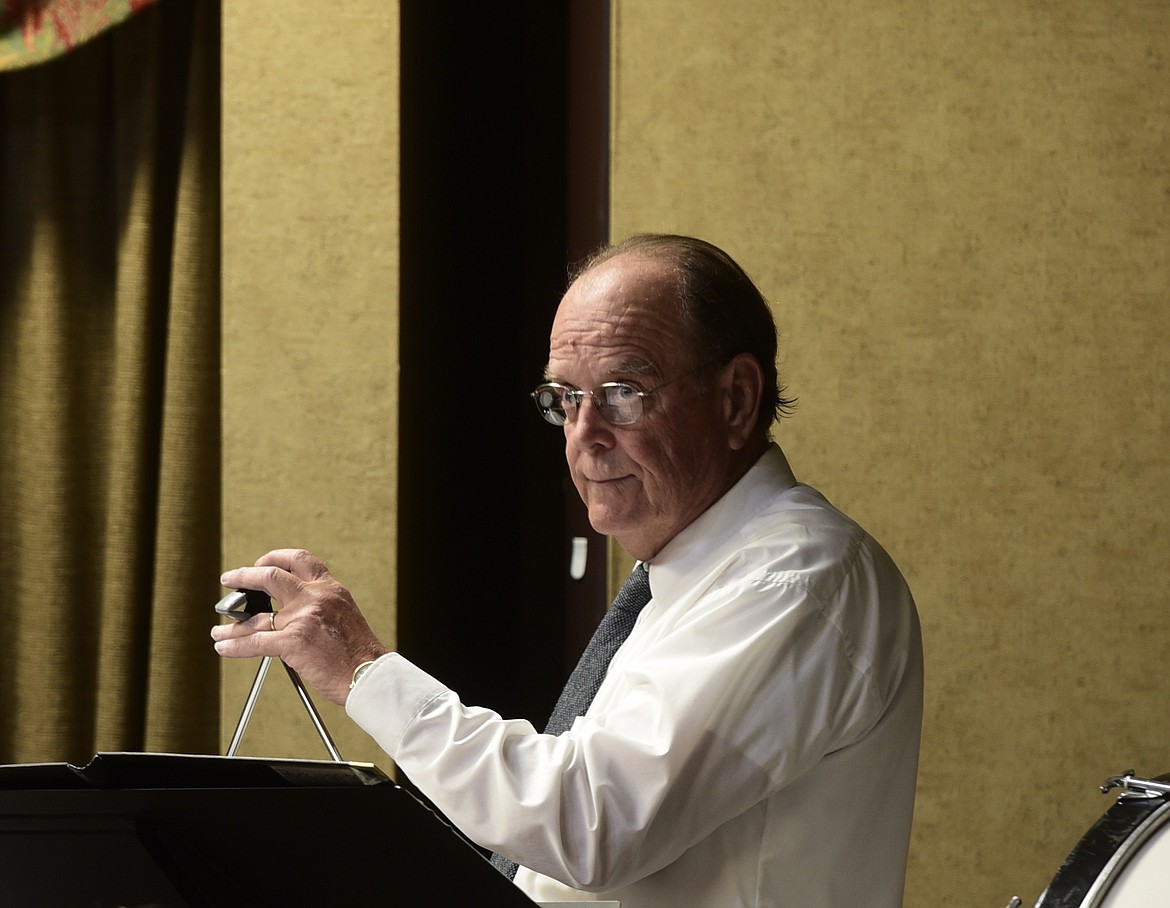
[618, 358, 657, 378]
[543, 358, 659, 384]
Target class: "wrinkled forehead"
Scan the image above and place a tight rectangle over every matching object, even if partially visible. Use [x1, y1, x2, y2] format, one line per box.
[548, 255, 696, 377]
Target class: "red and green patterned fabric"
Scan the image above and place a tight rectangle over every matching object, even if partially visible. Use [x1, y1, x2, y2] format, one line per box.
[1, 0, 159, 70]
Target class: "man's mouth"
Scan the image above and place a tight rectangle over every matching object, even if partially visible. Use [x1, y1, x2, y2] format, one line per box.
[583, 473, 633, 485]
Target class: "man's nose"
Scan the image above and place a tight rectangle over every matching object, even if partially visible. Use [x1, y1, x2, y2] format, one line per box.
[565, 396, 614, 448]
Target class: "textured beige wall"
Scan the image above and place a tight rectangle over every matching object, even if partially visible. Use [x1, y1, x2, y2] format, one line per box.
[611, 1, 1170, 905]
[221, 4, 398, 771]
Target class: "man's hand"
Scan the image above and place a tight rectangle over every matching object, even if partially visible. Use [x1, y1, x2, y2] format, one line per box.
[211, 548, 389, 706]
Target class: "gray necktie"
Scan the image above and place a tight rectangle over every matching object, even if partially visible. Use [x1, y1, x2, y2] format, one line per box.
[490, 563, 653, 880]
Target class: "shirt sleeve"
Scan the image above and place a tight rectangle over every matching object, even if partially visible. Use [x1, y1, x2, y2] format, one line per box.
[346, 550, 910, 893]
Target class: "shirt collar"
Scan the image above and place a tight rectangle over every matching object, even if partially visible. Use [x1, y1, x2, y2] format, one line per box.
[646, 443, 797, 602]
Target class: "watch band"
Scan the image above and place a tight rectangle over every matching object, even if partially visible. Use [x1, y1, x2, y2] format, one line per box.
[349, 659, 377, 691]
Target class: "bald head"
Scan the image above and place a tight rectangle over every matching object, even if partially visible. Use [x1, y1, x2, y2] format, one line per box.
[572, 234, 793, 434]
[546, 246, 769, 560]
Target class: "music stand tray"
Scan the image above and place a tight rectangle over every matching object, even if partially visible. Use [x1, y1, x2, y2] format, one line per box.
[0, 751, 538, 908]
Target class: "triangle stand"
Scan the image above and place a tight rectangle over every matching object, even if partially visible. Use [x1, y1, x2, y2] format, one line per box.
[226, 655, 344, 763]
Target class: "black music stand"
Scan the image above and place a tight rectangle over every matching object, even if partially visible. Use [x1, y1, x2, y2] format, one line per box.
[0, 752, 537, 907]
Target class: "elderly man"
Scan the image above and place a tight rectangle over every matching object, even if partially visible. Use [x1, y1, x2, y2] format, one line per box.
[212, 234, 923, 908]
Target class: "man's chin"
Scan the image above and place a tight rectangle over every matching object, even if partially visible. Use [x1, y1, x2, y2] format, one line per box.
[586, 511, 660, 560]
[584, 505, 632, 539]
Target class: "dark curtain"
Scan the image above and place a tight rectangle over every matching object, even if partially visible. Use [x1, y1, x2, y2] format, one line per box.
[0, 0, 221, 764]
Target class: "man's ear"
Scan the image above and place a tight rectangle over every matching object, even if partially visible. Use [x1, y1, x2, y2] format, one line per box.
[723, 353, 764, 450]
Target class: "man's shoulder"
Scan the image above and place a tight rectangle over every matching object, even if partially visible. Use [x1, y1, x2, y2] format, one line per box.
[748, 480, 865, 546]
[734, 482, 906, 594]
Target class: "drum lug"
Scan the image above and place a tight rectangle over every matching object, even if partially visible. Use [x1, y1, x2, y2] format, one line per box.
[1100, 770, 1170, 801]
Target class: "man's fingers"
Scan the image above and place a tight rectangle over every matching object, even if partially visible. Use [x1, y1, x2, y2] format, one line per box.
[211, 624, 279, 659]
[210, 608, 277, 640]
[218, 550, 332, 612]
[255, 548, 332, 581]
[219, 563, 303, 605]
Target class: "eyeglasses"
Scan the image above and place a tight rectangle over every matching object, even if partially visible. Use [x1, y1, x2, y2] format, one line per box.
[530, 364, 714, 427]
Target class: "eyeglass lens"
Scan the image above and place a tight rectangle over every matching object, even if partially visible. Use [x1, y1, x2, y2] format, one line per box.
[532, 383, 644, 426]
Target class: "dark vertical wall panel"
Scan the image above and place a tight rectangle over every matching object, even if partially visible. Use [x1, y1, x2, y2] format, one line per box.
[560, 0, 612, 675]
[399, 3, 604, 723]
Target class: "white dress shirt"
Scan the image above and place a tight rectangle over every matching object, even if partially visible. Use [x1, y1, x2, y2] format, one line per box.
[347, 444, 923, 907]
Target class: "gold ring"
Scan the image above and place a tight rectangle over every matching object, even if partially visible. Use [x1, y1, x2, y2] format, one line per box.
[269, 611, 277, 632]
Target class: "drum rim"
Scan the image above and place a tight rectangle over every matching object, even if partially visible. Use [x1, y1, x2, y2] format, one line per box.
[1034, 778, 1170, 908]
[1079, 796, 1170, 908]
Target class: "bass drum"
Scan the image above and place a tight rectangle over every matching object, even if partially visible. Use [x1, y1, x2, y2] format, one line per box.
[1034, 773, 1170, 908]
